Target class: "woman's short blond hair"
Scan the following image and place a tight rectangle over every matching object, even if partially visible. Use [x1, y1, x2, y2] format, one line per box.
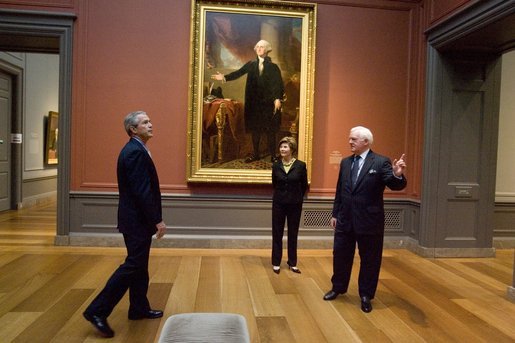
[278, 136, 297, 154]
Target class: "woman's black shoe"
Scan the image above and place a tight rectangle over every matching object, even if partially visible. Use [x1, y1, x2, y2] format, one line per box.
[287, 263, 301, 273]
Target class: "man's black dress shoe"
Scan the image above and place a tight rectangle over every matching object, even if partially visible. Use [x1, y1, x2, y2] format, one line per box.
[128, 309, 164, 320]
[360, 296, 372, 313]
[83, 312, 115, 338]
[323, 290, 342, 301]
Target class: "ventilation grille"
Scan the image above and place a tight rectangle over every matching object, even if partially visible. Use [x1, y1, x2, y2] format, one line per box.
[303, 210, 332, 229]
[302, 209, 402, 232]
[385, 210, 402, 230]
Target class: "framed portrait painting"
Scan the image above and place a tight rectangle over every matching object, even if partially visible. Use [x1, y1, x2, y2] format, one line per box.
[186, 0, 317, 183]
[45, 111, 59, 165]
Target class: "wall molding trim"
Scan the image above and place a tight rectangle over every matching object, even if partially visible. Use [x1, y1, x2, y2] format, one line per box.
[425, 0, 515, 51]
[508, 286, 515, 303]
[61, 192, 513, 256]
[65, 192, 418, 248]
[21, 191, 56, 209]
[494, 202, 515, 244]
[63, 192, 438, 255]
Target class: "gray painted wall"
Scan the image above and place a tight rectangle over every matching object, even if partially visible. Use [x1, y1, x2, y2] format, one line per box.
[0, 52, 59, 208]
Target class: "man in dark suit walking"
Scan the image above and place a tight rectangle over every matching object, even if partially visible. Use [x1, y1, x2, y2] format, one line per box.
[83, 111, 166, 337]
[323, 126, 406, 313]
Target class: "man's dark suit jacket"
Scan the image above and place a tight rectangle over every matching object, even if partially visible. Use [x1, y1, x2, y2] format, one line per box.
[117, 138, 162, 238]
[332, 150, 406, 235]
[224, 56, 284, 133]
[272, 159, 308, 204]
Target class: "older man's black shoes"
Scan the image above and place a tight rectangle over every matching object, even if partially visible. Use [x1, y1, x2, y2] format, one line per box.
[323, 291, 373, 312]
[128, 309, 163, 320]
[83, 312, 115, 338]
[323, 290, 343, 301]
[360, 296, 372, 313]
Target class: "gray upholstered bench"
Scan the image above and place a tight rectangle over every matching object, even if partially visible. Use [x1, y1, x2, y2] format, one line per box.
[158, 313, 250, 343]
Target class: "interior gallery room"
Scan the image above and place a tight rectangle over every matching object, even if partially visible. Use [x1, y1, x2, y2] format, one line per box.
[0, 0, 514, 341]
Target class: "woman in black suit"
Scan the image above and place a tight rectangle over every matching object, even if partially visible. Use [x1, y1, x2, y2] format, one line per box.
[271, 136, 308, 274]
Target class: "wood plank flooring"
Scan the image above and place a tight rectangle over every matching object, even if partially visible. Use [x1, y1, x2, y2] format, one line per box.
[0, 202, 513, 342]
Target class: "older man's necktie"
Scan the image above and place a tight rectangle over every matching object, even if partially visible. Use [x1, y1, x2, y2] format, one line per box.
[351, 155, 361, 187]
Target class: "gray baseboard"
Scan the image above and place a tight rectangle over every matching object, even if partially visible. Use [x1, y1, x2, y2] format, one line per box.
[21, 191, 57, 209]
[67, 192, 417, 248]
[508, 286, 515, 303]
[494, 202, 515, 242]
[493, 237, 515, 249]
[65, 192, 513, 257]
[61, 233, 413, 250]
[62, 234, 335, 249]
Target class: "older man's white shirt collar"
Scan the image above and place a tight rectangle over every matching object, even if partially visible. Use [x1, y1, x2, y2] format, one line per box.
[356, 149, 370, 160]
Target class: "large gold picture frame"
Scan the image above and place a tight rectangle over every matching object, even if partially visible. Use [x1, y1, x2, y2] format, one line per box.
[187, 0, 317, 183]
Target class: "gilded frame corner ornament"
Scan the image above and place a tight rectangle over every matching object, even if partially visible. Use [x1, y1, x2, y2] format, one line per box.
[187, 0, 317, 184]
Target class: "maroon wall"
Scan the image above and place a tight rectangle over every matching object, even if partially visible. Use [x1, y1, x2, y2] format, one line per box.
[1, 0, 474, 199]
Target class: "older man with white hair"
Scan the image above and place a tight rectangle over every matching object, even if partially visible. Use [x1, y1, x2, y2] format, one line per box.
[212, 39, 284, 163]
[323, 126, 407, 313]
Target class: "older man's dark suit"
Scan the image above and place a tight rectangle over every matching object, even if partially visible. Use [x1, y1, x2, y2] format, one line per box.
[271, 159, 308, 266]
[85, 137, 162, 318]
[331, 150, 406, 298]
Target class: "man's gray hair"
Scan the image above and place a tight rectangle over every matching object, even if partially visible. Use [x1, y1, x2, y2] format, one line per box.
[350, 126, 374, 145]
[124, 111, 146, 136]
[254, 39, 272, 53]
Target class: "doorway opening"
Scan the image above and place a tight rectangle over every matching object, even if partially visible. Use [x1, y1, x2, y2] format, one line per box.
[0, 9, 75, 244]
[0, 53, 59, 212]
[419, 1, 515, 255]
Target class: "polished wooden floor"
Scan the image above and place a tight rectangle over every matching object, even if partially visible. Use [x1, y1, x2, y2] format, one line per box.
[0, 202, 513, 343]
